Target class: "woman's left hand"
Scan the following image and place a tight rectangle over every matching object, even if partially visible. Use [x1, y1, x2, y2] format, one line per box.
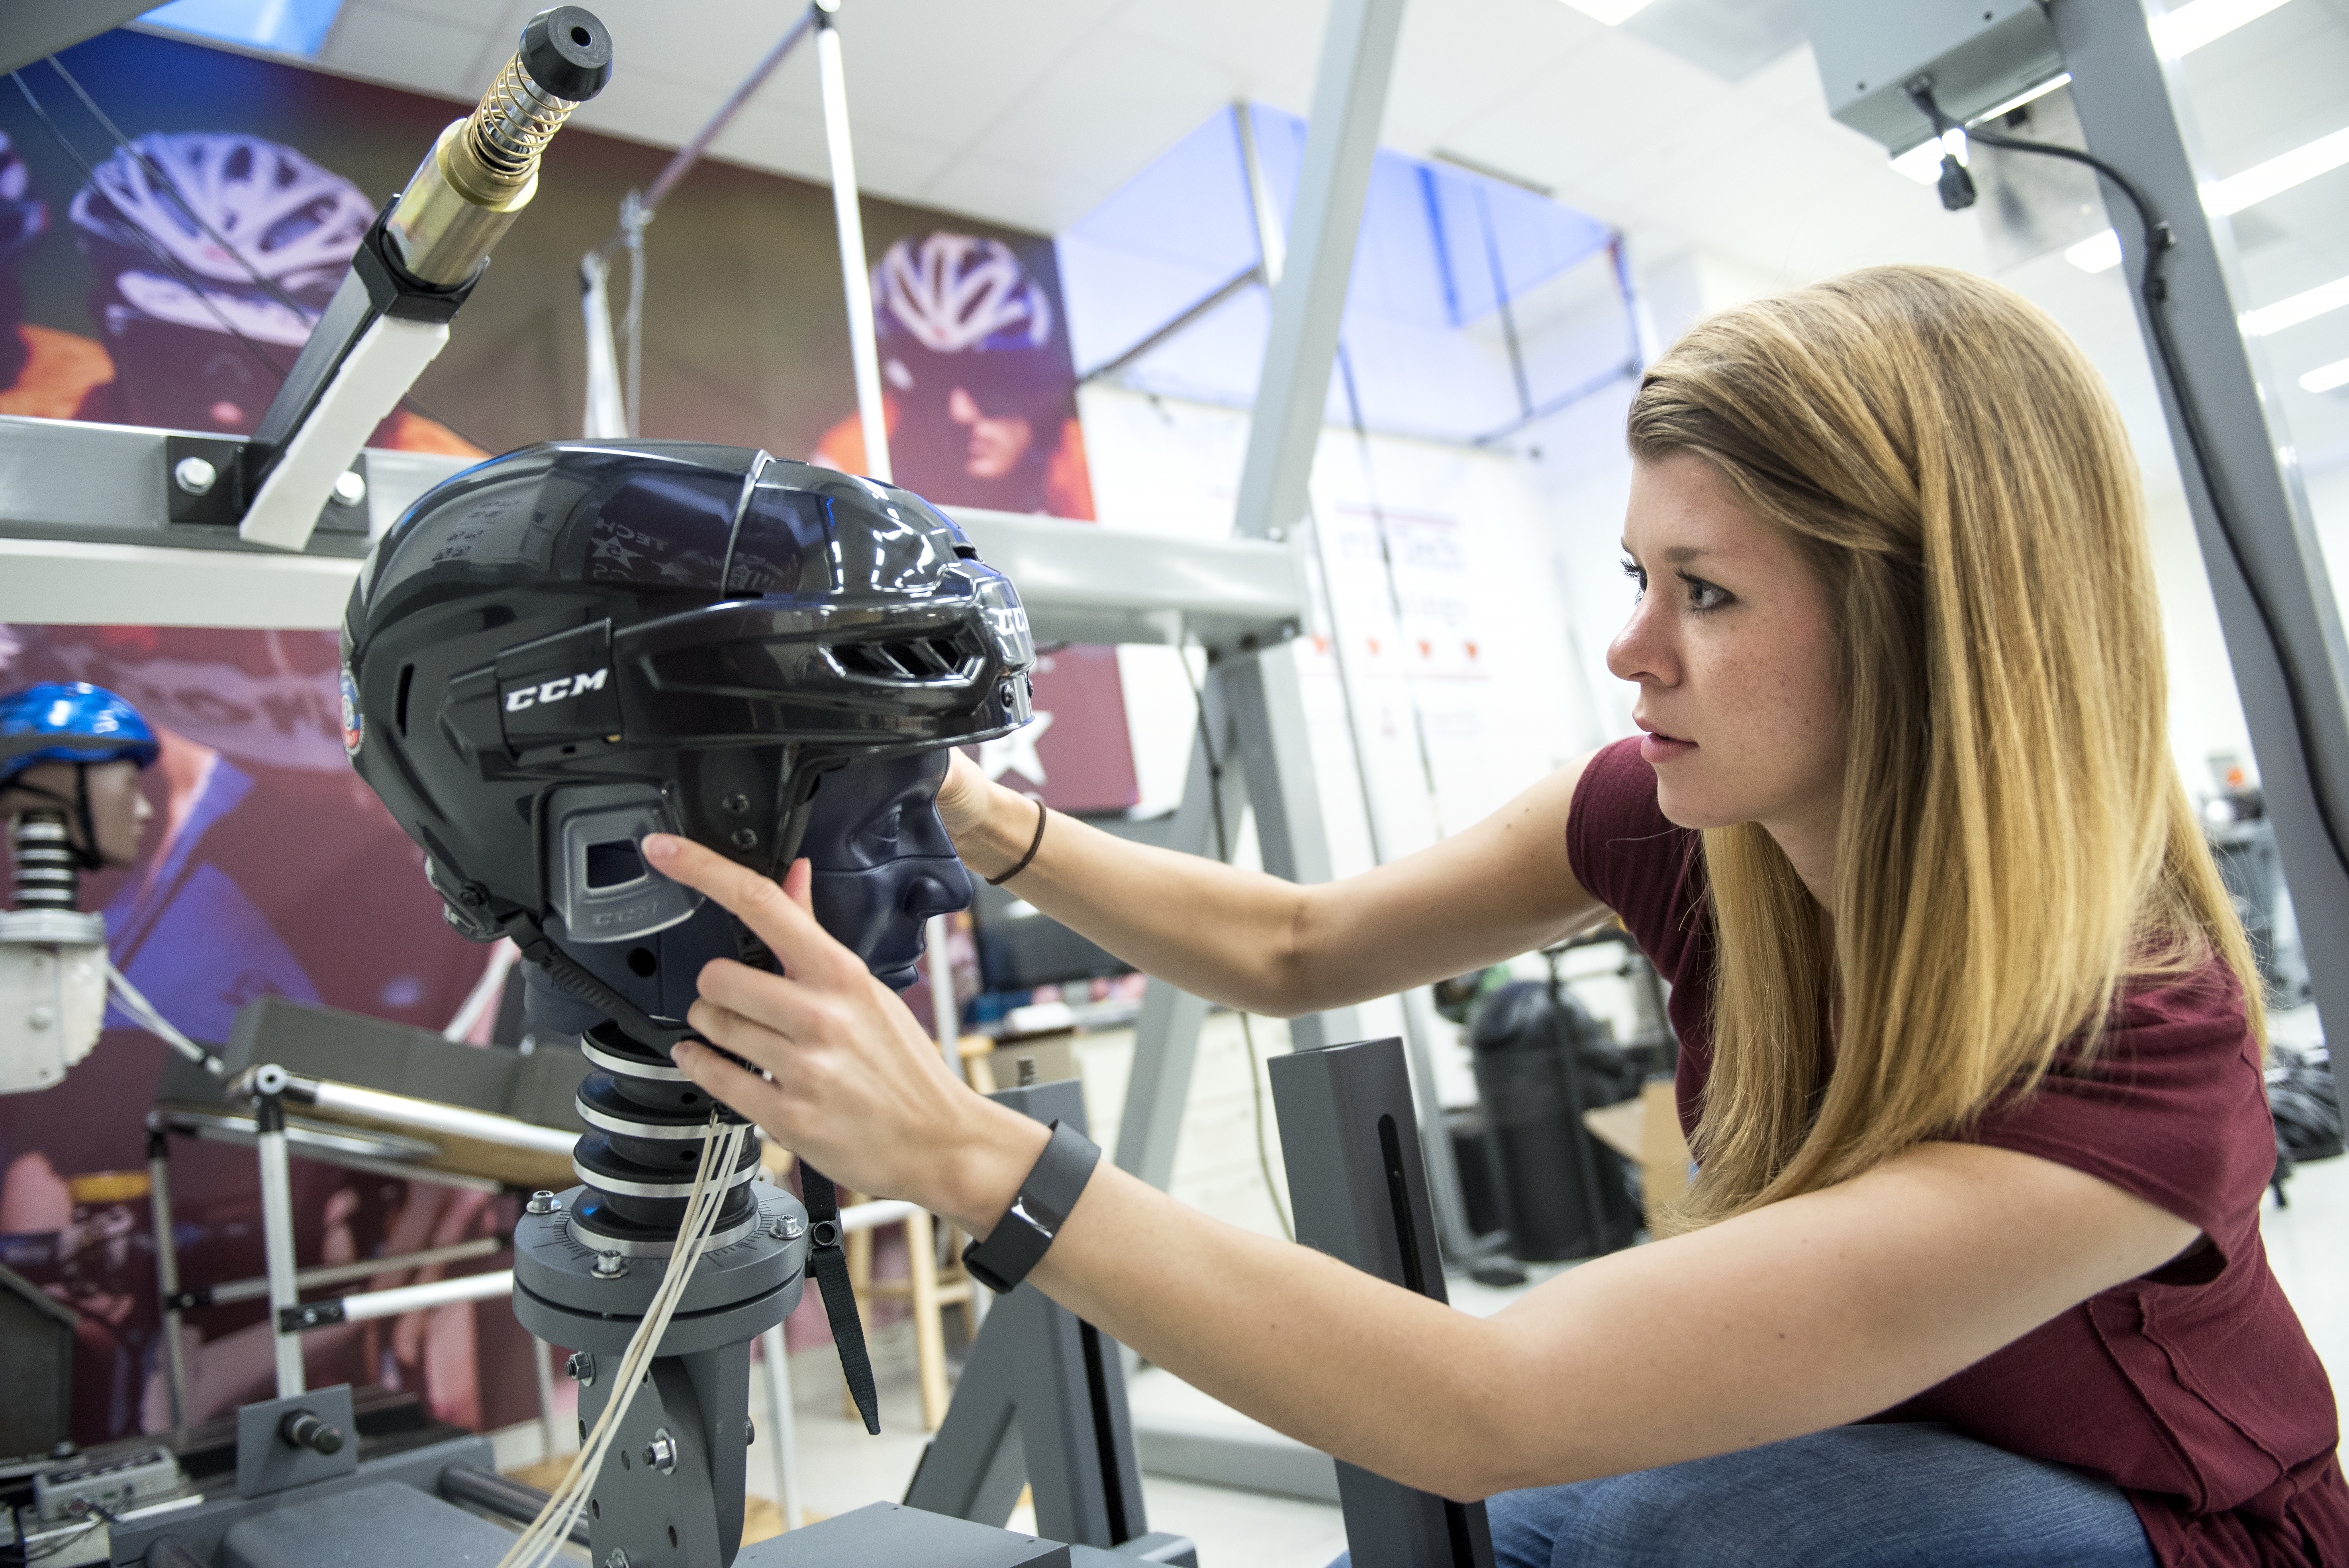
[641, 832, 1044, 1219]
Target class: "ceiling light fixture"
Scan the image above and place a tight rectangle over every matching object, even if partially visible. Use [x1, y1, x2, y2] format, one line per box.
[2242, 274, 2349, 336]
[2301, 356, 2349, 394]
[1560, 0, 1658, 24]
[2206, 125, 2349, 214]
[2148, 0, 2292, 58]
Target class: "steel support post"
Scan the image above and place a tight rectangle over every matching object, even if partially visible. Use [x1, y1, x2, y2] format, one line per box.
[147, 1125, 189, 1427]
[252, 1079, 305, 1398]
[2056, 0, 2349, 1069]
[1229, 0, 1408, 546]
[904, 1079, 1190, 1562]
[1116, 660, 1254, 1192]
[757, 1322, 803, 1531]
[1269, 1039, 1494, 1568]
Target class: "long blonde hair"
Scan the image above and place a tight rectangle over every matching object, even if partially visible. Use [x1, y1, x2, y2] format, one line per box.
[1628, 265, 2263, 1229]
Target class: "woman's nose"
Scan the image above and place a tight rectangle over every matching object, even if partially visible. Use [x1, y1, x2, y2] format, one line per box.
[1607, 599, 1673, 687]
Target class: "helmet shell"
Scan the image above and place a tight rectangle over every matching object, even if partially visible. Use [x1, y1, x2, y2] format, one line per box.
[0, 682, 159, 791]
[341, 440, 1034, 947]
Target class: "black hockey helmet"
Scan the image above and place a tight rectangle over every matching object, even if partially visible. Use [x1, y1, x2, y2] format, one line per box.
[341, 440, 1034, 1034]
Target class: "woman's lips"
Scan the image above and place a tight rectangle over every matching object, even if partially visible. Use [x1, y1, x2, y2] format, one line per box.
[1639, 730, 1696, 764]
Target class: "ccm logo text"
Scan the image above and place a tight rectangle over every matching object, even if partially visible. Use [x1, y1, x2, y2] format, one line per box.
[505, 669, 610, 713]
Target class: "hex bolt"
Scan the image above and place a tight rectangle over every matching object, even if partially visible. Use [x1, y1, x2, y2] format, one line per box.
[722, 793, 751, 814]
[172, 456, 217, 496]
[730, 827, 758, 849]
[526, 1190, 560, 1215]
[645, 1429, 676, 1474]
[592, 1250, 628, 1279]
[566, 1351, 596, 1386]
[604, 1552, 630, 1568]
[333, 469, 367, 507]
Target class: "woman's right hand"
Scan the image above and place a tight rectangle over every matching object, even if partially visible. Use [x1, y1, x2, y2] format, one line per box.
[936, 748, 995, 846]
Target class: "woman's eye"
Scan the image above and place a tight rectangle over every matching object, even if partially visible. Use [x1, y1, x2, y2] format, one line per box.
[1621, 559, 1647, 599]
[1681, 574, 1730, 612]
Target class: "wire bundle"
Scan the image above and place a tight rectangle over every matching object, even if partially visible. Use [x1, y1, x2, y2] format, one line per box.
[494, 1113, 752, 1568]
[107, 961, 225, 1077]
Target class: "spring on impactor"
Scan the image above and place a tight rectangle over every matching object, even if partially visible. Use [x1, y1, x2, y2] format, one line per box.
[9, 815, 76, 912]
[460, 52, 585, 194]
[386, 6, 613, 286]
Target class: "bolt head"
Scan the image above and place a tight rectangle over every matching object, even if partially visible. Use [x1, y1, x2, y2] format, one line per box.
[526, 1190, 560, 1215]
[722, 793, 751, 814]
[730, 827, 758, 849]
[26, 1005, 54, 1030]
[592, 1250, 628, 1278]
[173, 456, 217, 496]
[566, 1351, 595, 1384]
[332, 469, 367, 507]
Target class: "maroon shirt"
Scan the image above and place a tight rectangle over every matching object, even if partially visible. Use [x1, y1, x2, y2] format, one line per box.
[1567, 737, 2347, 1566]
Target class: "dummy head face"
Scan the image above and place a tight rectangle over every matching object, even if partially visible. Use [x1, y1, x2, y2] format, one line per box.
[0, 758, 155, 867]
[801, 750, 973, 991]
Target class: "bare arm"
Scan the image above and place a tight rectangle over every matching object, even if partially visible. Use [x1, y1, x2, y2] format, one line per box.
[942, 749, 1608, 1017]
[651, 836, 2200, 1502]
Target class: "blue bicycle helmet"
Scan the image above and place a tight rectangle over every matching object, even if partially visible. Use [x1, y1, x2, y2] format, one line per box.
[0, 683, 159, 788]
[2, 683, 159, 872]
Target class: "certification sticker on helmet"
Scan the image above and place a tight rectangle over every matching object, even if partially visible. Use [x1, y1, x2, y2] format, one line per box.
[340, 668, 364, 759]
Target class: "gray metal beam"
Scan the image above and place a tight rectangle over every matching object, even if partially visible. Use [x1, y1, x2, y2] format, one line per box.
[2057, 0, 2349, 1054]
[1228, 0, 1409, 545]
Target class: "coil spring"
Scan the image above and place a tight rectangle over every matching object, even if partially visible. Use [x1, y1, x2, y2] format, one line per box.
[11, 813, 77, 911]
[463, 55, 580, 188]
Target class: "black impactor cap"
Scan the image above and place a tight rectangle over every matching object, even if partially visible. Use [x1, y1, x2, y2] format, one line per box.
[521, 6, 613, 101]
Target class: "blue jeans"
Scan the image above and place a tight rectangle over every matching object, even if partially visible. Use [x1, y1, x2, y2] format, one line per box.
[1334, 1424, 2154, 1568]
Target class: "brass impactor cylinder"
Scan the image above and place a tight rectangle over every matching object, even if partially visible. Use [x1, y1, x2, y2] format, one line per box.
[387, 6, 613, 286]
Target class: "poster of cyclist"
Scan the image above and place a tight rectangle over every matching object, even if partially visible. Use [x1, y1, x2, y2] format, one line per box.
[0, 23, 1130, 1447]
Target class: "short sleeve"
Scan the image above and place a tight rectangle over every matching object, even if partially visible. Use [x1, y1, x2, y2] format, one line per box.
[1957, 963, 2270, 1274]
[1566, 738, 1708, 996]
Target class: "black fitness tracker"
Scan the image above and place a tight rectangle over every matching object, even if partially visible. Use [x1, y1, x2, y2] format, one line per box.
[962, 1118, 1100, 1295]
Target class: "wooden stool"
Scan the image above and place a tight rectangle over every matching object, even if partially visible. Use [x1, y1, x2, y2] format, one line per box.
[840, 1195, 980, 1431]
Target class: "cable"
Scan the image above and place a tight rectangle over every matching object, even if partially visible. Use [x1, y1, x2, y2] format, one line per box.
[493, 1114, 749, 1568]
[108, 961, 225, 1075]
[23, 59, 483, 448]
[1909, 80, 2349, 885]
[1176, 642, 1294, 1240]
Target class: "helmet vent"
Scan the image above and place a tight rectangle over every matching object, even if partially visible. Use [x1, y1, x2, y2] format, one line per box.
[830, 635, 975, 683]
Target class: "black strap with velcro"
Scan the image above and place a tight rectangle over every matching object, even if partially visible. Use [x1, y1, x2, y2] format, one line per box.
[799, 1162, 880, 1435]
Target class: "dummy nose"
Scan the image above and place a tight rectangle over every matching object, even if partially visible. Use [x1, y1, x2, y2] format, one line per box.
[902, 866, 969, 922]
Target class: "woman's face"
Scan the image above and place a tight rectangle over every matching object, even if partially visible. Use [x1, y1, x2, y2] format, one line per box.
[1607, 453, 1845, 851]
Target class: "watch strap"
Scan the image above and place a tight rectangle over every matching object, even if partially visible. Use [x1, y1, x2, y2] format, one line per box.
[962, 1118, 1100, 1295]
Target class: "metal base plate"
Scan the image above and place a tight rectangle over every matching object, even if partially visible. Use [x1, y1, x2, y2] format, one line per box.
[736, 1502, 1071, 1566]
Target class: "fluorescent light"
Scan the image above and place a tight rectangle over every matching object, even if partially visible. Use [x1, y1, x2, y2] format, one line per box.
[2149, 0, 2290, 57]
[2067, 230, 2125, 272]
[2206, 125, 2349, 214]
[1977, 72, 2073, 125]
[2243, 274, 2349, 336]
[1561, 0, 1656, 23]
[2301, 357, 2349, 393]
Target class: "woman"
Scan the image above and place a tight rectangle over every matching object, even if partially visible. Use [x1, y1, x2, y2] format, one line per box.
[647, 266, 2346, 1566]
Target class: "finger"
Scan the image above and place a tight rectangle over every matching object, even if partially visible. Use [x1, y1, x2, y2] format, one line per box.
[642, 833, 859, 984]
[782, 857, 813, 912]
[672, 1038, 791, 1128]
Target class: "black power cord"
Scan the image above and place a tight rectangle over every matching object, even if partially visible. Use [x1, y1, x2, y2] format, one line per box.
[1909, 78, 2349, 886]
